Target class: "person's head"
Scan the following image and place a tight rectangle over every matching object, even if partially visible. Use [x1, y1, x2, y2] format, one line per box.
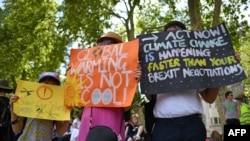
[211, 130, 221, 141]
[86, 126, 118, 141]
[163, 20, 186, 31]
[225, 91, 233, 99]
[131, 113, 140, 125]
[38, 72, 61, 85]
[0, 79, 13, 95]
[96, 32, 122, 46]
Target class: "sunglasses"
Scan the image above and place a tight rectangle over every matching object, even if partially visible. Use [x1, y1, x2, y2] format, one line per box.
[97, 39, 117, 46]
[167, 26, 183, 31]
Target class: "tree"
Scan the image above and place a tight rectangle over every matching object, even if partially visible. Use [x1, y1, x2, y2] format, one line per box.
[0, 0, 67, 85]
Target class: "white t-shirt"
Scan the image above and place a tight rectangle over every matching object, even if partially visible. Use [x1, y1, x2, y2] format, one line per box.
[72, 118, 81, 129]
[153, 89, 203, 118]
[70, 118, 81, 141]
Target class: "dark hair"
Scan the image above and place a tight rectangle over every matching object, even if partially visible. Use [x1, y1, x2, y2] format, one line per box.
[86, 126, 117, 141]
[225, 91, 232, 98]
[38, 72, 61, 85]
[163, 21, 187, 31]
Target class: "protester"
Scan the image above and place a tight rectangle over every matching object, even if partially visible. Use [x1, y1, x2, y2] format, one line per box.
[0, 79, 14, 141]
[10, 72, 69, 141]
[145, 21, 224, 141]
[125, 113, 144, 141]
[222, 91, 241, 125]
[235, 97, 250, 125]
[77, 32, 141, 141]
[70, 108, 82, 141]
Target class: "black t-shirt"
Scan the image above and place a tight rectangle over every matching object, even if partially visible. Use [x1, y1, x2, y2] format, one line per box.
[126, 123, 139, 137]
[0, 96, 12, 141]
[0, 96, 10, 126]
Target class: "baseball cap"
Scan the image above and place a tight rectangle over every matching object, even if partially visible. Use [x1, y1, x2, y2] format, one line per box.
[38, 72, 61, 85]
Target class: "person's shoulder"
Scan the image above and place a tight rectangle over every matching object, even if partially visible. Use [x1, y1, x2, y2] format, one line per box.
[0, 96, 9, 102]
[222, 101, 227, 105]
[233, 100, 240, 104]
[126, 123, 133, 127]
[73, 118, 80, 123]
[0, 96, 10, 107]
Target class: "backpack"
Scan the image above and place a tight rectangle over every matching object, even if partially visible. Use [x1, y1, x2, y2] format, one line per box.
[0, 97, 14, 141]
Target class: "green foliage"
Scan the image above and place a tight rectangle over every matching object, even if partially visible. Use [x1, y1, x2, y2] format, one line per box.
[239, 32, 250, 97]
[136, 1, 189, 35]
[57, 0, 113, 47]
[71, 106, 84, 119]
[0, 0, 67, 86]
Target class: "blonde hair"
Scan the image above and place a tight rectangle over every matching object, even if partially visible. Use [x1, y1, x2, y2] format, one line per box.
[131, 113, 139, 118]
[130, 113, 141, 125]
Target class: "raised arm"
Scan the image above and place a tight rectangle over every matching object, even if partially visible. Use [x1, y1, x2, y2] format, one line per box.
[199, 87, 220, 104]
[55, 120, 69, 136]
[9, 94, 24, 134]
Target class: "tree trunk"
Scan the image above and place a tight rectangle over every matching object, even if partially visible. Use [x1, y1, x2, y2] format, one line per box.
[210, 0, 225, 134]
[188, 0, 203, 30]
[188, 0, 225, 136]
[212, 0, 222, 27]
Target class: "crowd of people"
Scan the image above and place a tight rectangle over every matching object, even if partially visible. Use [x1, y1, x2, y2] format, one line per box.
[0, 20, 249, 141]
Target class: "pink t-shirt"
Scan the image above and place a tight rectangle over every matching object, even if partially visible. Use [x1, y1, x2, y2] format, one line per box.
[78, 107, 125, 141]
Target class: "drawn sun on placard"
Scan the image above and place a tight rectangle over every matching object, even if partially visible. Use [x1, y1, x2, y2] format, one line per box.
[64, 74, 86, 106]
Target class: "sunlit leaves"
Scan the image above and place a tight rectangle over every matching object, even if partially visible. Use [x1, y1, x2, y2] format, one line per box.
[0, 0, 66, 82]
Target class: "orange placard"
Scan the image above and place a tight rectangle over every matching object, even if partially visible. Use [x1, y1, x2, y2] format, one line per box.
[65, 39, 139, 107]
